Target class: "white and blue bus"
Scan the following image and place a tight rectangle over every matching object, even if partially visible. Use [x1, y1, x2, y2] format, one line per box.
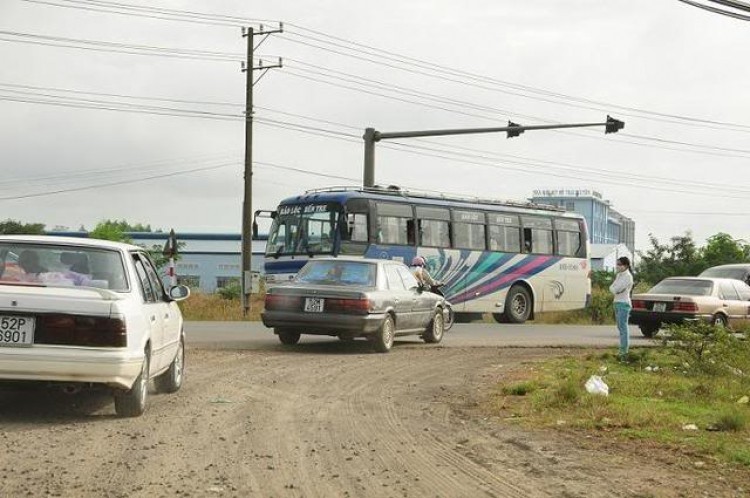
[262, 186, 590, 323]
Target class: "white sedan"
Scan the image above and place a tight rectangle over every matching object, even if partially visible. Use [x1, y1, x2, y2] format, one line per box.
[0, 235, 190, 417]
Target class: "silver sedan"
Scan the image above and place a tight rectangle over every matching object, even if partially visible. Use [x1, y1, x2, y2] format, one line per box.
[261, 257, 448, 352]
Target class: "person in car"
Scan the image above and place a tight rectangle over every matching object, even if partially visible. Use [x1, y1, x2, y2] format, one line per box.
[609, 256, 634, 361]
[18, 250, 48, 281]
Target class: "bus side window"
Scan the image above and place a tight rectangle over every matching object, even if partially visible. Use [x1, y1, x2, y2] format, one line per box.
[343, 213, 368, 242]
[523, 228, 533, 253]
[340, 213, 369, 255]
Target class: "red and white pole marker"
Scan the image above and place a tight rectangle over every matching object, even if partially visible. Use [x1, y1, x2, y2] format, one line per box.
[163, 228, 178, 288]
[169, 257, 176, 288]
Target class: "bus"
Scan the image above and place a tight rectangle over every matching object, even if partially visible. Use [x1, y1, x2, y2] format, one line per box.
[261, 186, 590, 323]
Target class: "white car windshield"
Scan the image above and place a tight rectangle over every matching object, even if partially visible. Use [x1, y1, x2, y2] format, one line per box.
[0, 243, 128, 291]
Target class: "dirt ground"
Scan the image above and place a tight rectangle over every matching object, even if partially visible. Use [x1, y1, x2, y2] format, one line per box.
[0, 341, 747, 498]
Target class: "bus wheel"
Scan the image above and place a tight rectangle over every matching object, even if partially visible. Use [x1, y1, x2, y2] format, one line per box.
[504, 285, 532, 324]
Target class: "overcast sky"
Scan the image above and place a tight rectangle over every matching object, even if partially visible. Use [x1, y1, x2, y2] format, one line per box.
[1, 0, 749, 250]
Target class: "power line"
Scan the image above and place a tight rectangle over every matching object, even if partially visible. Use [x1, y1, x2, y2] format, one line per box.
[0, 162, 240, 201]
[5, 28, 750, 159]
[20, 0, 275, 26]
[277, 69, 750, 160]
[18, 0, 750, 133]
[0, 29, 244, 62]
[676, 0, 750, 20]
[5, 85, 750, 198]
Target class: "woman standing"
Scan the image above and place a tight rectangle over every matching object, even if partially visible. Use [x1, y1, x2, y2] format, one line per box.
[609, 256, 634, 360]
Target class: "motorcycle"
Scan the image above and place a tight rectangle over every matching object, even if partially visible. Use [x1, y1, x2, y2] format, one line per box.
[428, 283, 454, 331]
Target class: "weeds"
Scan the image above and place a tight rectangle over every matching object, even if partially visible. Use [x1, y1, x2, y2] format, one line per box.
[713, 409, 748, 432]
[502, 381, 537, 396]
[493, 338, 750, 467]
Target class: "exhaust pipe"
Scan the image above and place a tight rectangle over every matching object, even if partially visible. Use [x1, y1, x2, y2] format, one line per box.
[60, 384, 82, 395]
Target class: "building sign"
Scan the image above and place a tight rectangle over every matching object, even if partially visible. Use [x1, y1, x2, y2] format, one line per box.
[533, 189, 602, 199]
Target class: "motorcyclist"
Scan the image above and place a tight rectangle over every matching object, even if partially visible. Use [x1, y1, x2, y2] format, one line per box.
[411, 256, 441, 294]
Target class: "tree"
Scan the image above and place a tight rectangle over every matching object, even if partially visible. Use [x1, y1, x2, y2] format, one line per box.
[701, 233, 750, 268]
[637, 231, 750, 285]
[88, 220, 182, 271]
[89, 221, 131, 243]
[88, 219, 153, 242]
[0, 219, 45, 235]
[636, 232, 703, 285]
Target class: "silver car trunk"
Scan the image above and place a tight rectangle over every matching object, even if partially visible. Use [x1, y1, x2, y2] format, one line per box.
[270, 283, 371, 300]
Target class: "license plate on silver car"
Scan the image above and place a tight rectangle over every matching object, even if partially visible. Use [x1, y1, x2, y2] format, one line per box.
[653, 303, 667, 312]
[304, 298, 325, 313]
[0, 316, 35, 347]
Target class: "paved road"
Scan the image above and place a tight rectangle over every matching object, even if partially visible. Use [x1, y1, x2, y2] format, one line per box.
[185, 321, 653, 349]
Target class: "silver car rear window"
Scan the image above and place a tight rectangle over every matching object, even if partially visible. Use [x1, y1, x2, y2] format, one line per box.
[649, 279, 713, 296]
[295, 261, 377, 287]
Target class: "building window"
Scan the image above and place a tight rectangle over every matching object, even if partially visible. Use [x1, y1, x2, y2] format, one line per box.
[177, 275, 201, 288]
[178, 262, 200, 271]
[216, 276, 240, 289]
[565, 201, 575, 211]
[217, 264, 241, 271]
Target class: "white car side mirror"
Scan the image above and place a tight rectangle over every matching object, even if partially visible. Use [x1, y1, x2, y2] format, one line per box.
[169, 285, 191, 301]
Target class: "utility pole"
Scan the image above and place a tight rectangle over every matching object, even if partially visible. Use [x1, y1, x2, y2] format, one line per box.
[362, 116, 624, 187]
[241, 24, 283, 316]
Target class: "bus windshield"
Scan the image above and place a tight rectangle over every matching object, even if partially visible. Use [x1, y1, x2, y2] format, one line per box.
[266, 203, 340, 256]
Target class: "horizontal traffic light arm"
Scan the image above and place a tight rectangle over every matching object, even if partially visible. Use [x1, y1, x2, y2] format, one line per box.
[372, 115, 624, 141]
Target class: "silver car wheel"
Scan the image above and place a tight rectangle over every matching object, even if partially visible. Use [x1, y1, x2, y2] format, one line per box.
[433, 313, 444, 340]
[383, 318, 394, 348]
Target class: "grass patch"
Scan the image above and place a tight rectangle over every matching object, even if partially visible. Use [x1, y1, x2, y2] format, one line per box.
[491, 346, 750, 467]
[178, 291, 265, 321]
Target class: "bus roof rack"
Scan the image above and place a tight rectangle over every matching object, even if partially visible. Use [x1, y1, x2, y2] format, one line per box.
[303, 185, 564, 213]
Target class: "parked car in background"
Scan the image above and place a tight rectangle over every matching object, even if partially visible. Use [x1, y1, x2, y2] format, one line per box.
[630, 277, 750, 337]
[262, 257, 448, 352]
[699, 264, 750, 285]
[0, 236, 190, 417]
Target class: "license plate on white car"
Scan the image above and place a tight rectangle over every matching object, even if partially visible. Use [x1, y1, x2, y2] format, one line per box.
[304, 298, 325, 313]
[0, 316, 35, 347]
[653, 303, 667, 312]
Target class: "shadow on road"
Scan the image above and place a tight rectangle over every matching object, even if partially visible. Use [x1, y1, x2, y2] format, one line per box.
[0, 384, 117, 423]
[201, 337, 430, 355]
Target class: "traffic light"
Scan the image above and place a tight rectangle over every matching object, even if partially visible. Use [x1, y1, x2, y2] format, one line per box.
[605, 115, 624, 134]
[506, 121, 524, 138]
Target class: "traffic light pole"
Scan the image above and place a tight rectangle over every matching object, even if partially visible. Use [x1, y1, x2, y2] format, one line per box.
[241, 24, 282, 316]
[362, 116, 624, 187]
